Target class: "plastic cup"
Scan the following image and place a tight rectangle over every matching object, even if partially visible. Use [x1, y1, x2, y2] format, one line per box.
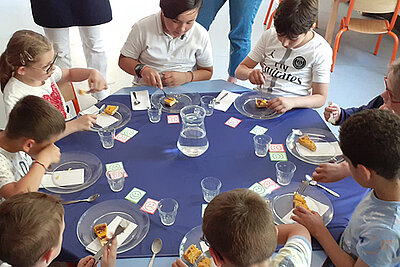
[200, 95, 215, 116]
[98, 128, 115, 149]
[201, 177, 222, 203]
[158, 198, 178, 226]
[253, 134, 272, 157]
[276, 161, 296, 185]
[106, 170, 125, 192]
[147, 104, 162, 123]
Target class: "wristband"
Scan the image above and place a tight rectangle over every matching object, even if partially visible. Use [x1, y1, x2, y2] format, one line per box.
[134, 63, 146, 78]
[33, 160, 47, 171]
[140, 66, 150, 77]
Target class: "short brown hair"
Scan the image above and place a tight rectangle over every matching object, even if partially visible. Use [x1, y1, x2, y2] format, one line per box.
[202, 189, 277, 266]
[160, 0, 202, 19]
[274, 0, 318, 39]
[0, 192, 64, 267]
[6, 95, 65, 143]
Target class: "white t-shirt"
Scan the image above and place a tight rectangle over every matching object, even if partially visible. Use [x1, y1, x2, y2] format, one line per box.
[0, 146, 32, 201]
[120, 12, 213, 85]
[3, 66, 66, 118]
[248, 28, 332, 97]
[267, 235, 312, 267]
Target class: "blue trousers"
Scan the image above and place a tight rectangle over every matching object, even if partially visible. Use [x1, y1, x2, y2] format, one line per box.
[197, 0, 263, 77]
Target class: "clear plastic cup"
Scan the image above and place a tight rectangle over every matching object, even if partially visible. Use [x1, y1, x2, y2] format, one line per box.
[276, 161, 296, 185]
[158, 198, 178, 226]
[147, 104, 162, 123]
[253, 134, 272, 157]
[98, 128, 115, 149]
[106, 170, 125, 192]
[201, 177, 222, 203]
[200, 95, 215, 116]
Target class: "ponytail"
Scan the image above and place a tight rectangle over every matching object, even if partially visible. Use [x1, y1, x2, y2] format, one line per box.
[0, 52, 13, 92]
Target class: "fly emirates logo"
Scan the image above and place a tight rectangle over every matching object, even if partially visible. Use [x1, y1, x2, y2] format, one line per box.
[262, 62, 302, 85]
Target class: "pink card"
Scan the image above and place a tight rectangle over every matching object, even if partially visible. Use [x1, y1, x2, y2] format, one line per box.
[224, 117, 242, 128]
[259, 178, 281, 193]
[114, 134, 130, 143]
[269, 144, 286, 153]
[167, 115, 180, 124]
[140, 198, 159, 214]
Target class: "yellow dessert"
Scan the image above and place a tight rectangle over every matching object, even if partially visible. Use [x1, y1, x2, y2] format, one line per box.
[298, 135, 317, 152]
[293, 193, 311, 211]
[255, 98, 269, 108]
[164, 97, 178, 107]
[104, 105, 119, 115]
[183, 244, 202, 264]
[93, 223, 108, 246]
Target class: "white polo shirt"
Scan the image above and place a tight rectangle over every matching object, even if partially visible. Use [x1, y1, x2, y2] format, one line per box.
[120, 11, 213, 84]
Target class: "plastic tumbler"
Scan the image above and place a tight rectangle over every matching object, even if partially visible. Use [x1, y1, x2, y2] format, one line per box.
[201, 177, 222, 203]
[98, 128, 115, 149]
[147, 104, 162, 123]
[158, 198, 179, 226]
[253, 134, 272, 157]
[106, 170, 125, 192]
[200, 95, 215, 116]
[276, 161, 296, 185]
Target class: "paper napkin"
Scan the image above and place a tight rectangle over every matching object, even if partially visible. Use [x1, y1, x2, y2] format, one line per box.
[39, 169, 84, 188]
[86, 216, 137, 254]
[79, 105, 119, 128]
[214, 90, 240, 112]
[296, 142, 342, 157]
[282, 196, 329, 224]
[130, 90, 151, 110]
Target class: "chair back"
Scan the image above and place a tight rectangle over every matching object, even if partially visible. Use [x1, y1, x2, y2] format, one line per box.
[353, 0, 398, 14]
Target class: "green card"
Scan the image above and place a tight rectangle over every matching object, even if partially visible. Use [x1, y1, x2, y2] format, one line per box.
[125, 187, 146, 204]
[119, 127, 138, 138]
[249, 182, 269, 197]
[250, 125, 268, 135]
[269, 152, 288, 161]
[105, 162, 125, 172]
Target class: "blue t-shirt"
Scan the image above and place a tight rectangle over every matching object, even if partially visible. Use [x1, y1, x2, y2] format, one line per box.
[340, 190, 400, 266]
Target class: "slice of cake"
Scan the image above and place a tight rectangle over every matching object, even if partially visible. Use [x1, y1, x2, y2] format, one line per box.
[104, 105, 119, 115]
[164, 97, 178, 107]
[198, 257, 212, 267]
[298, 135, 317, 152]
[255, 98, 269, 108]
[93, 223, 108, 246]
[183, 244, 202, 264]
[293, 193, 311, 211]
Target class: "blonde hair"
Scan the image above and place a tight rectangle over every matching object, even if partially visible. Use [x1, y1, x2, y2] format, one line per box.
[0, 30, 52, 92]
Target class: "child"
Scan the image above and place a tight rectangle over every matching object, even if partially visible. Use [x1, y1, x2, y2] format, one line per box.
[173, 189, 312, 267]
[0, 192, 117, 267]
[0, 96, 64, 200]
[0, 30, 108, 139]
[293, 109, 400, 266]
[119, 0, 213, 89]
[235, 0, 332, 114]
[314, 59, 400, 183]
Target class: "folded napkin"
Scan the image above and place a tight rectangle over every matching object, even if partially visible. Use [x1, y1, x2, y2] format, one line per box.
[39, 168, 84, 188]
[296, 142, 342, 157]
[86, 216, 138, 254]
[130, 90, 151, 110]
[80, 105, 119, 128]
[282, 196, 329, 224]
[214, 90, 240, 112]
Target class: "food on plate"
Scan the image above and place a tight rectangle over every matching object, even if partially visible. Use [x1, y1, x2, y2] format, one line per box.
[104, 105, 119, 115]
[293, 193, 311, 211]
[198, 257, 212, 267]
[93, 223, 108, 246]
[164, 97, 178, 107]
[184, 244, 202, 264]
[298, 135, 317, 152]
[255, 98, 269, 108]
[78, 89, 87, 95]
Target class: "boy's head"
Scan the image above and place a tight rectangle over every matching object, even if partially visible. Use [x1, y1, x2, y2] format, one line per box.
[340, 109, 400, 183]
[202, 189, 277, 267]
[160, 0, 202, 38]
[381, 58, 400, 114]
[274, 0, 317, 48]
[5, 95, 65, 156]
[0, 192, 65, 267]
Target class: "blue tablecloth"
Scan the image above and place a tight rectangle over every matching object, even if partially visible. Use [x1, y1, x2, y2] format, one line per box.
[54, 80, 368, 261]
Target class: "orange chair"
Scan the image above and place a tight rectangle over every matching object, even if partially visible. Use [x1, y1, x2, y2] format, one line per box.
[57, 81, 81, 114]
[264, 0, 281, 29]
[331, 0, 400, 72]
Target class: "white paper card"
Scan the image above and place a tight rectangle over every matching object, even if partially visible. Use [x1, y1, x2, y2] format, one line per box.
[96, 113, 119, 128]
[130, 90, 151, 110]
[282, 196, 330, 224]
[214, 90, 240, 112]
[40, 169, 84, 188]
[86, 216, 138, 254]
[296, 142, 342, 157]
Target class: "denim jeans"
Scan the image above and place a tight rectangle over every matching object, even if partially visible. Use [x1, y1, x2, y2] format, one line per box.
[197, 0, 263, 77]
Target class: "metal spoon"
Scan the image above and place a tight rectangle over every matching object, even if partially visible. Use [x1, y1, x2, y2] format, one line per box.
[292, 129, 325, 138]
[62, 193, 100, 205]
[305, 175, 340, 197]
[132, 92, 141, 105]
[214, 92, 228, 104]
[148, 238, 162, 267]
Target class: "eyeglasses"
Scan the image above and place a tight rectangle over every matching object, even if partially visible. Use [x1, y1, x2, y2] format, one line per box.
[384, 76, 400, 103]
[45, 53, 58, 74]
[200, 234, 224, 260]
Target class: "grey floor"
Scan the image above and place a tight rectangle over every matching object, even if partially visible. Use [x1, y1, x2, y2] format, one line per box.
[0, 0, 397, 266]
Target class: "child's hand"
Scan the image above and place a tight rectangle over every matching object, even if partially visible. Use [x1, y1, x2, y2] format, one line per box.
[248, 69, 265, 85]
[324, 103, 341, 124]
[267, 97, 294, 113]
[141, 67, 163, 89]
[161, 71, 189, 87]
[73, 114, 97, 132]
[291, 206, 326, 238]
[77, 255, 96, 267]
[101, 236, 117, 267]
[88, 69, 108, 93]
[172, 259, 189, 267]
[36, 144, 61, 168]
[313, 162, 350, 183]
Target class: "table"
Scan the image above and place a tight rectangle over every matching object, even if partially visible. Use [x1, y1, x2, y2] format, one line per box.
[53, 80, 368, 261]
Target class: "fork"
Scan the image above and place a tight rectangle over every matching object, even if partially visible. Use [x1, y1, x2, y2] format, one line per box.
[132, 92, 140, 105]
[93, 224, 125, 262]
[295, 180, 310, 196]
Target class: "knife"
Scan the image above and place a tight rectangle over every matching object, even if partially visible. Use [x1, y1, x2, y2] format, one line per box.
[93, 224, 125, 262]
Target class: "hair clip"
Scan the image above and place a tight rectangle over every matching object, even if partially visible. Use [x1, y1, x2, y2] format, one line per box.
[23, 50, 33, 61]
[19, 53, 26, 65]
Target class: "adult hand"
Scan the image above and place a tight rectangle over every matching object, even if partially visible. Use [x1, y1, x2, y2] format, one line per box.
[291, 206, 326, 238]
[248, 69, 265, 85]
[101, 237, 117, 267]
[324, 104, 341, 123]
[88, 69, 108, 93]
[77, 255, 96, 267]
[141, 67, 163, 89]
[267, 97, 295, 113]
[313, 162, 349, 183]
[161, 71, 190, 87]
[172, 259, 189, 267]
[36, 144, 61, 168]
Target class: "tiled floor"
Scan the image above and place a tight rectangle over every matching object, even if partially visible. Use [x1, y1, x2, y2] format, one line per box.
[1, 0, 398, 266]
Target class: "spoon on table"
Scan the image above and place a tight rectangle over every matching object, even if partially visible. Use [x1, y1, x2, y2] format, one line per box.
[214, 92, 228, 105]
[132, 91, 141, 105]
[148, 238, 162, 267]
[305, 175, 340, 197]
[62, 193, 100, 205]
